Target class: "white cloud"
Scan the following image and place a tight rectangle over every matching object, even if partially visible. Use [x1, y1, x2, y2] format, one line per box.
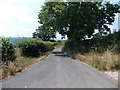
[0, 1, 41, 37]
[0, 3, 38, 24]
[0, 0, 45, 3]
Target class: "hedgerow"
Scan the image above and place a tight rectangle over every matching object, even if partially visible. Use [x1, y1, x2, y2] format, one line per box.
[0, 38, 16, 62]
[18, 39, 54, 57]
[62, 31, 120, 54]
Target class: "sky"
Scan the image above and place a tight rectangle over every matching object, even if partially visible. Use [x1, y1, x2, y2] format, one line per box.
[0, 0, 44, 37]
[0, 0, 119, 40]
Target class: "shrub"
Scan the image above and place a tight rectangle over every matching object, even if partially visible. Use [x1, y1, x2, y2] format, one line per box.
[62, 40, 77, 52]
[63, 31, 120, 54]
[0, 38, 16, 62]
[52, 42, 63, 46]
[91, 31, 120, 53]
[44, 41, 54, 51]
[18, 39, 54, 57]
[62, 39, 91, 54]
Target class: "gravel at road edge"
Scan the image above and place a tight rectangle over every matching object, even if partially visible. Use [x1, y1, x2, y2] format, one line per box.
[103, 71, 118, 80]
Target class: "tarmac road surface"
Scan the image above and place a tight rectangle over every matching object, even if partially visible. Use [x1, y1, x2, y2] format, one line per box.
[2, 48, 118, 88]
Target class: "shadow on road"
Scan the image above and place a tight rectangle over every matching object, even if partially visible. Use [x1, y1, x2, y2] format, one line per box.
[52, 51, 69, 57]
[51, 51, 76, 60]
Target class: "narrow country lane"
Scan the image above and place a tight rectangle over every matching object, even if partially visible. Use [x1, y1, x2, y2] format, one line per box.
[2, 48, 118, 88]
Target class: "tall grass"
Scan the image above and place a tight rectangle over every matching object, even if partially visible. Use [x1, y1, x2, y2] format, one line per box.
[76, 50, 120, 71]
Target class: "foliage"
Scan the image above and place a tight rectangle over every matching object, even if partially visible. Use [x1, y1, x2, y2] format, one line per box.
[62, 31, 120, 54]
[44, 41, 54, 51]
[91, 31, 120, 53]
[18, 39, 54, 57]
[0, 38, 16, 62]
[35, 2, 120, 41]
[33, 28, 55, 41]
[52, 41, 63, 46]
[62, 40, 77, 52]
[62, 39, 91, 54]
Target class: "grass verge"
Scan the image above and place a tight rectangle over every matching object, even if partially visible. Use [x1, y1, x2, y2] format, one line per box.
[76, 50, 120, 71]
[1, 48, 50, 80]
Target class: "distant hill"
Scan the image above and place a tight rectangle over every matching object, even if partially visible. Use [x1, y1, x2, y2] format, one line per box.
[6, 37, 32, 44]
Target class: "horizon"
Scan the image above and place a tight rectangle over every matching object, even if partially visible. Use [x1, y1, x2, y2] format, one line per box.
[0, 36, 67, 41]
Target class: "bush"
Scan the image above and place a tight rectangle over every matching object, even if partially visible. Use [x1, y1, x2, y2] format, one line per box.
[62, 40, 74, 52]
[18, 39, 54, 57]
[44, 42, 54, 51]
[52, 42, 63, 46]
[62, 39, 91, 54]
[0, 38, 16, 62]
[91, 31, 120, 53]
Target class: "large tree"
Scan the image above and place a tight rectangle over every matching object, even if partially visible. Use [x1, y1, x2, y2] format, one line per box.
[33, 26, 56, 41]
[34, 2, 120, 41]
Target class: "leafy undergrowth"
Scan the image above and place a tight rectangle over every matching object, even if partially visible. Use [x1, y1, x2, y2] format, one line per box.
[1, 48, 49, 80]
[76, 50, 120, 71]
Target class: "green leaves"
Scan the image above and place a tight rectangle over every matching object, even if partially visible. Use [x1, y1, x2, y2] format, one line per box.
[35, 2, 120, 41]
[0, 38, 16, 62]
[18, 39, 54, 57]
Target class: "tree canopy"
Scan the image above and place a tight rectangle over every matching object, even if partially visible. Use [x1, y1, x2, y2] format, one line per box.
[33, 2, 120, 41]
